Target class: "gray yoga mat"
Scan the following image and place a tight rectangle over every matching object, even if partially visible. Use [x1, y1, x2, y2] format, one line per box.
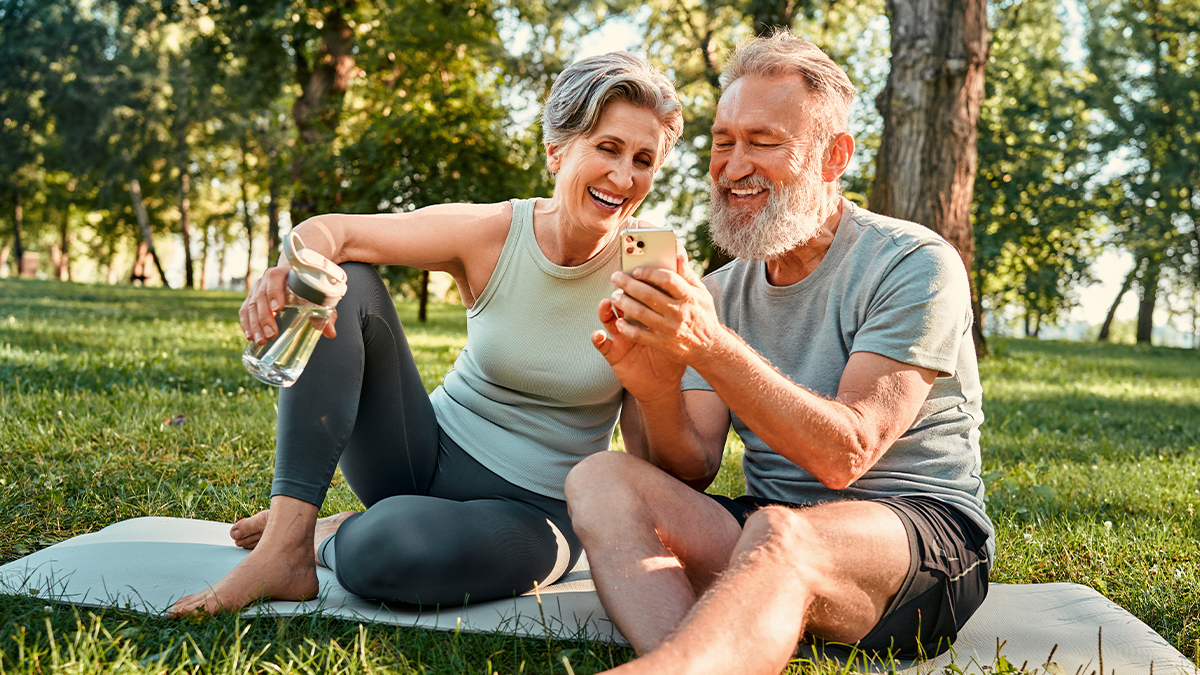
[0, 517, 1193, 674]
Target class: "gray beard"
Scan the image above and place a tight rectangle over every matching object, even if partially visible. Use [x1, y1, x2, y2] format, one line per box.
[708, 171, 827, 261]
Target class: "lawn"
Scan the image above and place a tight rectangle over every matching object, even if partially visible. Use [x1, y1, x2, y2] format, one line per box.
[0, 278, 1197, 673]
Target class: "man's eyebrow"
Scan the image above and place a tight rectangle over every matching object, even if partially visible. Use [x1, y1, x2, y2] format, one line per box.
[712, 124, 788, 138]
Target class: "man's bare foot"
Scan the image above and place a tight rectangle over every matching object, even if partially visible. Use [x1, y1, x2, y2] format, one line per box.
[313, 511, 356, 567]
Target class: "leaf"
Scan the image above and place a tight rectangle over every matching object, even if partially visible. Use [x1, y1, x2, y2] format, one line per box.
[1031, 484, 1058, 499]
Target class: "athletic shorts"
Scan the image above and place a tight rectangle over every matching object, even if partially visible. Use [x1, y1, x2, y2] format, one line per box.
[708, 493, 990, 659]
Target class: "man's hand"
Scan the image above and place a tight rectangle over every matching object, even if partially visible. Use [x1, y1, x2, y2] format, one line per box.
[605, 253, 726, 366]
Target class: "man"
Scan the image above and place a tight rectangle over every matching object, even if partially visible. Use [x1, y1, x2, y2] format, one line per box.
[566, 31, 992, 675]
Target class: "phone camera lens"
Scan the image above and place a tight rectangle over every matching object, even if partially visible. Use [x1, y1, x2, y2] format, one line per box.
[636, 241, 645, 248]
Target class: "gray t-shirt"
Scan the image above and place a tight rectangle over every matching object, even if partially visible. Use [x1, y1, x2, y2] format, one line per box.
[682, 199, 993, 551]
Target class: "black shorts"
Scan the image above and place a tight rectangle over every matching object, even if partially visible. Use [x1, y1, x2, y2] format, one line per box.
[708, 493, 990, 659]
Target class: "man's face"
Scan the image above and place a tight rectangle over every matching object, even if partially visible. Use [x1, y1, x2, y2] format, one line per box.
[708, 74, 830, 261]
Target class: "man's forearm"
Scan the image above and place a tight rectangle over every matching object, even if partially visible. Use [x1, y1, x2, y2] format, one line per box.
[624, 392, 722, 489]
[689, 327, 890, 490]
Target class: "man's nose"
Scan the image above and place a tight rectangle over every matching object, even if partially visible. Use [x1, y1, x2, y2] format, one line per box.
[723, 144, 754, 181]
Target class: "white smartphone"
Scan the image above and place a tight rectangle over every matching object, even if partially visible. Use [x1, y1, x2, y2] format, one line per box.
[620, 227, 677, 276]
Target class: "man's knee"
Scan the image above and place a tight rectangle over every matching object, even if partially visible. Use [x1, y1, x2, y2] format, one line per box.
[565, 452, 652, 540]
[739, 506, 814, 568]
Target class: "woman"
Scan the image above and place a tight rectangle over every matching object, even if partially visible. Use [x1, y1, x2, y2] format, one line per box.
[170, 51, 683, 615]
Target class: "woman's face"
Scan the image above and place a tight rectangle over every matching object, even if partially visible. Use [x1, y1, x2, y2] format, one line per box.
[546, 100, 665, 238]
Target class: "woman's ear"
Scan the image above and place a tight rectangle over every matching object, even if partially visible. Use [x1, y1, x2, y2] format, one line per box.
[821, 133, 856, 182]
[545, 143, 563, 174]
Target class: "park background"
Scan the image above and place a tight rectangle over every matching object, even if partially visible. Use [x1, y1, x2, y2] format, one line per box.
[1, 0, 1197, 349]
[1, 1, 1199, 673]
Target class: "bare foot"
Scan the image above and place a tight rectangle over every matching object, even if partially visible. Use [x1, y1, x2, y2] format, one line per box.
[313, 511, 356, 567]
[169, 495, 320, 617]
[168, 542, 318, 616]
[230, 510, 270, 550]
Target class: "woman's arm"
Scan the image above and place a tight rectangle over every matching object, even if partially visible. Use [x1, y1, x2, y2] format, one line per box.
[240, 202, 512, 345]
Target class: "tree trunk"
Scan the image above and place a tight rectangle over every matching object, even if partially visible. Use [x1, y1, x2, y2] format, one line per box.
[869, 0, 989, 355]
[1024, 310, 1040, 338]
[180, 171, 195, 289]
[289, 3, 356, 225]
[267, 162, 281, 268]
[1136, 258, 1160, 344]
[200, 224, 210, 290]
[13, 185, 24, 271]
[418, 269, 430, 323]
[0, 239, 10, 278]
[241, 141, 255, 285]
[175, 58, 195, 289]
[127, 178, 171, 287]
[57, 203, 72, 281]
[1098, 260, 1140, 342]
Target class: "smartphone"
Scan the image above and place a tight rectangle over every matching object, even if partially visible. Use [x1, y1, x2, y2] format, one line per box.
[620, 227, 677, 276]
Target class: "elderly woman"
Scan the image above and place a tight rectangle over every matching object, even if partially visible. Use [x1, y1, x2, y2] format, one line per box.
[171, 51, 683, 615]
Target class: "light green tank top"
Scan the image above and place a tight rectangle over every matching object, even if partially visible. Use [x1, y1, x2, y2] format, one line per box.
[428, 198, 625, 500]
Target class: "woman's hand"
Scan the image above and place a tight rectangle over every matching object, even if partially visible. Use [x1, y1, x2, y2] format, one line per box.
[238, 262, 338, 345]
[592, 297, 686, 403]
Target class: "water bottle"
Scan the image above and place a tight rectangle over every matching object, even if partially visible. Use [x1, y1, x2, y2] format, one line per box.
[242, 231, 348, 387]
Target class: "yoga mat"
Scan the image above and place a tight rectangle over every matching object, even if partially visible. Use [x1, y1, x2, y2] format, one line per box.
[1, 517, 1193, 674]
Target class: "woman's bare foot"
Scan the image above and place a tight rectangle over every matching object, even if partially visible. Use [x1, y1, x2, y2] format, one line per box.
[231, 509, 357, 564]
[168, 496, 320, 617]
[230, 510, 270, 549]
[313, 511, 356, 567]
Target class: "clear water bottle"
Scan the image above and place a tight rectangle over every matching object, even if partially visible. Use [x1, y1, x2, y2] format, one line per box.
[242, 231, 348, 387]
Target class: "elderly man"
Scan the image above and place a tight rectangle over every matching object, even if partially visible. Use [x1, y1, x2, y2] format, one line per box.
[567, 31, 993, 675]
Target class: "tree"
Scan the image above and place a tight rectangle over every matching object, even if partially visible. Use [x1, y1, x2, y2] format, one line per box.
[1086, 0, 1199, 345]
[869, 0, 989, 352]
[972, 0, 1100, 338]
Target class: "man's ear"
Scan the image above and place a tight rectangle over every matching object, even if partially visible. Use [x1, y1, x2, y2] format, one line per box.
[545, 143, 563, 174]
[821, 133, 856, 182]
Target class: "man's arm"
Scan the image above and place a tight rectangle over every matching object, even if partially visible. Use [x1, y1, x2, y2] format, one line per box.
[618, 388, 731, 489]
[610, 266, 936, 490]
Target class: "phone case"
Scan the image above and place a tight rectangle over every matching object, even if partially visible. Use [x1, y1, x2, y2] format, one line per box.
[620, 228, 677, 275]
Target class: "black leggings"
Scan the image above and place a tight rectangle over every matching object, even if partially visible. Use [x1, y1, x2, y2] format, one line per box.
[271, 262, 581, 606]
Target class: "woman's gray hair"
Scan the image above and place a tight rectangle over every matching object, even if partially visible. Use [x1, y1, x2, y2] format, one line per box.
[720, 30, 855, 139]
[541, 51, 683, 161]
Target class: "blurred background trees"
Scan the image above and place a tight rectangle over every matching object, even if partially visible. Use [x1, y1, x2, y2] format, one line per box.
[1, 0, 1196, 345]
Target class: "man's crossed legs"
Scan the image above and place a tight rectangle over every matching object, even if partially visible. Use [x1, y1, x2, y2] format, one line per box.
[565, 452, 989, 675]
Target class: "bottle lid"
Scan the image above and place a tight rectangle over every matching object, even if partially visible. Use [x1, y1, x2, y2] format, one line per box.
[283, 230, 348, 307]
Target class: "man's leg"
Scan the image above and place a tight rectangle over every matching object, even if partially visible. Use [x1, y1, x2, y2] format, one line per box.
[604, 501, 910, 675]
[564, 451, 745, 653]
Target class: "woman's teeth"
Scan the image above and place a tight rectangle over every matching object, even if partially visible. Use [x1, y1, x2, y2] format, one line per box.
[589, 187, 625, 207]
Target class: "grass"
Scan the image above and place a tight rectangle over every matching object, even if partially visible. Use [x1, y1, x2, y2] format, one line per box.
[1, 277, 1198, 673]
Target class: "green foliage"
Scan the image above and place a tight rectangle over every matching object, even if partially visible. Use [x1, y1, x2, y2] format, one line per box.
[1084, 0, 1200, 338]
[973, 0, 1101, 334]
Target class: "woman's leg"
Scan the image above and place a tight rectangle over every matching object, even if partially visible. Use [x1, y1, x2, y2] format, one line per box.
[170, 263, 441, 615]
[274, 262, 441, 505]
[325, 435, 583, 606]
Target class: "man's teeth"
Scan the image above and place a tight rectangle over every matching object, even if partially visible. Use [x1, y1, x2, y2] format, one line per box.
[589, 187, 625, 207]
[731, 187, 764, 197]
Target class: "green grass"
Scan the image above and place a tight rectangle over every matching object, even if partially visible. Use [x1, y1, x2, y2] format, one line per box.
[1, 278, 1198, 673]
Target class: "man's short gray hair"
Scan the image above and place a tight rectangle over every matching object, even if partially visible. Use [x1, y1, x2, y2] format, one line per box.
[720, 30, 855, 138]
[542, 51, 683, 161]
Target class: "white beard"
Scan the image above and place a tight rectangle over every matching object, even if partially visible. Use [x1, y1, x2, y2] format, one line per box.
[708, 159, 828, 261]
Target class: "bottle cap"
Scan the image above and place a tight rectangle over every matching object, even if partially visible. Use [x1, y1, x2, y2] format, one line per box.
[283, 231, 348, 307]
